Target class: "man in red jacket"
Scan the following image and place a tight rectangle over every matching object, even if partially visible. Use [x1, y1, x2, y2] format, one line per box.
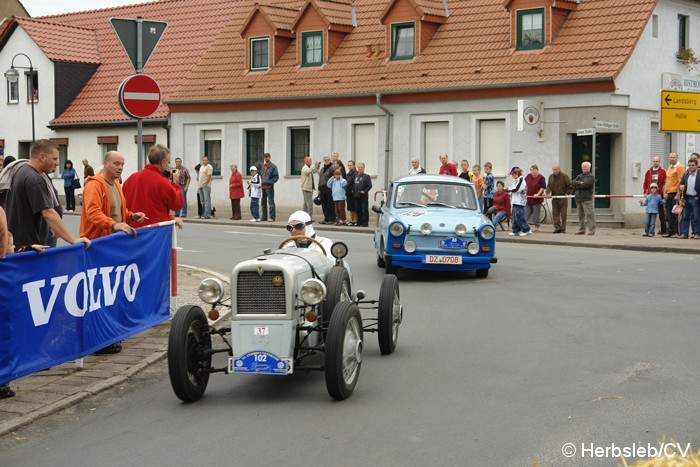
[122, 144, 184, 228]
[642, 155, 667, 236]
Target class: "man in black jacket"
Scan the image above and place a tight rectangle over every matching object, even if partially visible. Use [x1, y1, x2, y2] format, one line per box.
[318, 155, 336, 224]
[678, 156, 699, 239]
[353, 162, 373, 227]
[572, 161, 596, 235]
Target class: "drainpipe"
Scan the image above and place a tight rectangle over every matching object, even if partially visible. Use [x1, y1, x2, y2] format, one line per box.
[375, 93, 393, 189]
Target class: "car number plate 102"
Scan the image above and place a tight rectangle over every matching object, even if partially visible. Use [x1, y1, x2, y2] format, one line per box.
[422, 254, 463, 265]
[229, 351, 291, 375]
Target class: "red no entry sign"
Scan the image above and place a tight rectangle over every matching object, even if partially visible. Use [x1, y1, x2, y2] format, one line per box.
[118, 74, 161, 119]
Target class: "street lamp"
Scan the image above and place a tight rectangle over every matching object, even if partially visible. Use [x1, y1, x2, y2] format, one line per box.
[4, 53, 35, 143]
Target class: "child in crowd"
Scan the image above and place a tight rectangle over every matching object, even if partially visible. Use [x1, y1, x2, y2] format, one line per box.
[482, 162, 495, 217]
[248, 166, 261, 222]
[472, 164, 485, 210]
[493, 180, 511, 229]
[327, 169, 348, 226]
[640, 183, 665, 237]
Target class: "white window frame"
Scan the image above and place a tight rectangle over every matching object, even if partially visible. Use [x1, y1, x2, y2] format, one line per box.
[283, 120, 315, 176]
[470, 113, 511, 177]
[250, 36, 270, 71]
[7, 80, 18, 104]
[346, 118, 379, 176]
[238, 122, 269, 173]
[414, 115, 454, 174]
[196, 126, 226, 177]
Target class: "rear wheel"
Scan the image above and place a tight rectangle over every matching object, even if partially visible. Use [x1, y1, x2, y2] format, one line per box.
[324, 266, 351, 326]
[325, 301, 363, 400]
[168, 305, 212, 402]
[378, 274, 401, 355]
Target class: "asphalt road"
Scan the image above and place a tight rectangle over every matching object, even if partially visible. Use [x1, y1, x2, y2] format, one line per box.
[1, 219, 698, 466]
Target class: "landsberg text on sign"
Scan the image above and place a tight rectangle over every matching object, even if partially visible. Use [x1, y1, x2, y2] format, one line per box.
[660, 90, 700, 133]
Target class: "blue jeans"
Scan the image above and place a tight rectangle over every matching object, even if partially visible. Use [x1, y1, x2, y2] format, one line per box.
[199, 186, 211, 218]
[175, 184, 187, 216]
[250, 197, 259, 220]
[680, 197, 700, 236]
[511, 204, 530, 234]
[493, 211, 507, 226]
[644, 212, 657, 235]
[261, 187, 275, 221]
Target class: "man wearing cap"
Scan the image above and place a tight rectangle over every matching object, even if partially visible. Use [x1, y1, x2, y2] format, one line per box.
[505, 167, 532, 236]
[248, 166, 261, 222]
[572, 161, 596, 235]
[282, 210, 334, 261]
[260, 153, 279, 222]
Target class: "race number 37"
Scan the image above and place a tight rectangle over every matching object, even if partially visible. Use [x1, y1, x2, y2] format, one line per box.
[254, 327, 269, 336]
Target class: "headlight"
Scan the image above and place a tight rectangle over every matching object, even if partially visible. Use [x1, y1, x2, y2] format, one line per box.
[300, 279, 326, 305]
[404, 240, 416, 253]
[480, 225, 495, 240]
[420, 223, 432, 235]
[455, 224, 467, 236]
[467, 242, 479, 255]
[198, 278, 225, 304]
[330, 242, 348, 259]
[389, 222, 405, 237]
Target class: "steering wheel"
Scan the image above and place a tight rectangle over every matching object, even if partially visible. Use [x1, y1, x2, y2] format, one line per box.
[278, 236, 328, 257]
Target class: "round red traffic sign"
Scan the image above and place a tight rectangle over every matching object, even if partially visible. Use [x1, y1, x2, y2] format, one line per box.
[118, 74, 161, 119]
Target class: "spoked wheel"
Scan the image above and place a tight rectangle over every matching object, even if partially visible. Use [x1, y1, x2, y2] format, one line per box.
[378, 274, 402, 355]
[168, 305, 212, 402]
[324, 266, 351, 326]
[325, 301, 363, 400]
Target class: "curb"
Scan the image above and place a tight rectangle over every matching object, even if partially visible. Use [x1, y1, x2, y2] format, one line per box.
[496, 236, 700, 255]
[0, 265, 231, 438]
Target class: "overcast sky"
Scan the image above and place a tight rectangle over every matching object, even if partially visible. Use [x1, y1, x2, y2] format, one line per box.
[22, 0, 156, 17]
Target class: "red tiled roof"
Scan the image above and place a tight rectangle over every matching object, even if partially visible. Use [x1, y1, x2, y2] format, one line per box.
[381, 0, 447, 22]
[169, 0, 655, 104]
[15, 17, 100, 64]
[12, 0, 238, 125]
[292, 0, 355, 28]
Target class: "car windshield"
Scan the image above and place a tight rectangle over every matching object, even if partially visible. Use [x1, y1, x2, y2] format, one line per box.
[393, 182, 478, 210]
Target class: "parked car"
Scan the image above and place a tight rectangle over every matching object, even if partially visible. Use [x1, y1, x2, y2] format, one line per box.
[372, 174, 497, 277]
[168, 238, 403, 402]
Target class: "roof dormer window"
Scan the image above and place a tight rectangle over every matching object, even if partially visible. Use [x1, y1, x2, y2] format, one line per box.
[250, 37, 269, 71]
[517, 8, 544, 50]
[391, 22, 415, 60]
[302, 31, 323, 67]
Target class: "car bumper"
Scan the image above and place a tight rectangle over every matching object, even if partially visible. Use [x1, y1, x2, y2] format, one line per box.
[387, 253, 497, 271]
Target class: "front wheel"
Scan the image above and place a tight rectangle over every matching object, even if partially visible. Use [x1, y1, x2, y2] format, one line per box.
[378, 274, 401, 355]
[325, 301, 363, 400]
[168, 305, 212, 402]
[475, 268, 489, 278]
[376, 238, 386, 268]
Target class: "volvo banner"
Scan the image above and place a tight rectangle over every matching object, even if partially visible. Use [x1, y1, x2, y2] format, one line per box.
[0, 225, 172, 385]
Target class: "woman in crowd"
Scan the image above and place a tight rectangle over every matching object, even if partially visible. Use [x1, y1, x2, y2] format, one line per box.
[345, 160, 358, 226]
[61, 160, 77, 212]
[228, 163, 244, 220]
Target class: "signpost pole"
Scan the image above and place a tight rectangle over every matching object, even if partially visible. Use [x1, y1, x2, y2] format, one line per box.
[591, 118, 597, 208]
[136, 17, 144, 170]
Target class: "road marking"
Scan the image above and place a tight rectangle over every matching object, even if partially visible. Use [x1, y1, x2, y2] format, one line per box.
[223, 230, 283, 237]
[178, 249, 203, 253]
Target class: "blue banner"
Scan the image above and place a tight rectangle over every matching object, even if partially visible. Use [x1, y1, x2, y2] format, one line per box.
[0, 225, 172, 385]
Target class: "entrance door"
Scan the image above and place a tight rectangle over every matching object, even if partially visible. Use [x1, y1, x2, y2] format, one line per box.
[571, 133, 610, 209]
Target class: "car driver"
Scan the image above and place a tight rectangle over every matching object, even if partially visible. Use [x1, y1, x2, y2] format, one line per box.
[283, 210, 334, 260]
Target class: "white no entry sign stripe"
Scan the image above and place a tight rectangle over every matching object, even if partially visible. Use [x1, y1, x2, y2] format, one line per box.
[123, 92, 160, 100]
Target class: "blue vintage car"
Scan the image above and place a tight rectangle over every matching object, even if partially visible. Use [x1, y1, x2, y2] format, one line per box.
[372, 174, 497, 277]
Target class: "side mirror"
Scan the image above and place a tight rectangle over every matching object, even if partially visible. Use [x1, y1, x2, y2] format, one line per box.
[485, 206, 497, 216]
[372, 204, 383, 214]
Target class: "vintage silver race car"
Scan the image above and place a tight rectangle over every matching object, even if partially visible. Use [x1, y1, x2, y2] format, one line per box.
[167, 236, 402, 402]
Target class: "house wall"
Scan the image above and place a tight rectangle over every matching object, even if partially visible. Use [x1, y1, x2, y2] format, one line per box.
[0, 26, 55, 154]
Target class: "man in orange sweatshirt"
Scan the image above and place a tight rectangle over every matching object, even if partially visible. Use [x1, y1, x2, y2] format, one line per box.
[79, 151, 145, 239]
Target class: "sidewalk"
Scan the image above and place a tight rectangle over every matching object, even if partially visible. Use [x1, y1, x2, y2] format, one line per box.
[182, 207, 699, 255]
[0, 265, 228, 437]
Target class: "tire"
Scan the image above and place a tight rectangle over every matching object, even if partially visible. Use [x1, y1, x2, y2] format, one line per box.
[324, 266, 351, 326]
[475, 268, 489, 278]
[325, 301, 363, 400]
[385, 255, 397, 275]
[168, 305, 212, 402]
[376, 238, 386, 268]
[378, 274, 401, 355]
[538, 204, 547, 225]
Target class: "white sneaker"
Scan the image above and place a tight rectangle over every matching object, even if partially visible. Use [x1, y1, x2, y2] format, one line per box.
[519, 231, 532, 236]
[508, 232, 516, 236]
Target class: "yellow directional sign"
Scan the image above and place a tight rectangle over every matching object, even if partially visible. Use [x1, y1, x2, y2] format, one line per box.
[660, 90, 700, 132]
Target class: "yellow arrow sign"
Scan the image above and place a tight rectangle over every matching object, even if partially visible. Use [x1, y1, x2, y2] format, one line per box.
[660, 90, 700, 132]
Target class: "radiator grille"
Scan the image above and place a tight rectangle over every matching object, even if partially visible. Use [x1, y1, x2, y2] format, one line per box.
[236, 271, 286, 315]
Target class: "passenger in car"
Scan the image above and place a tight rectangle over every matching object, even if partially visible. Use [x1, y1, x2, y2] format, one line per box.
[282, 210, 334, 261]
